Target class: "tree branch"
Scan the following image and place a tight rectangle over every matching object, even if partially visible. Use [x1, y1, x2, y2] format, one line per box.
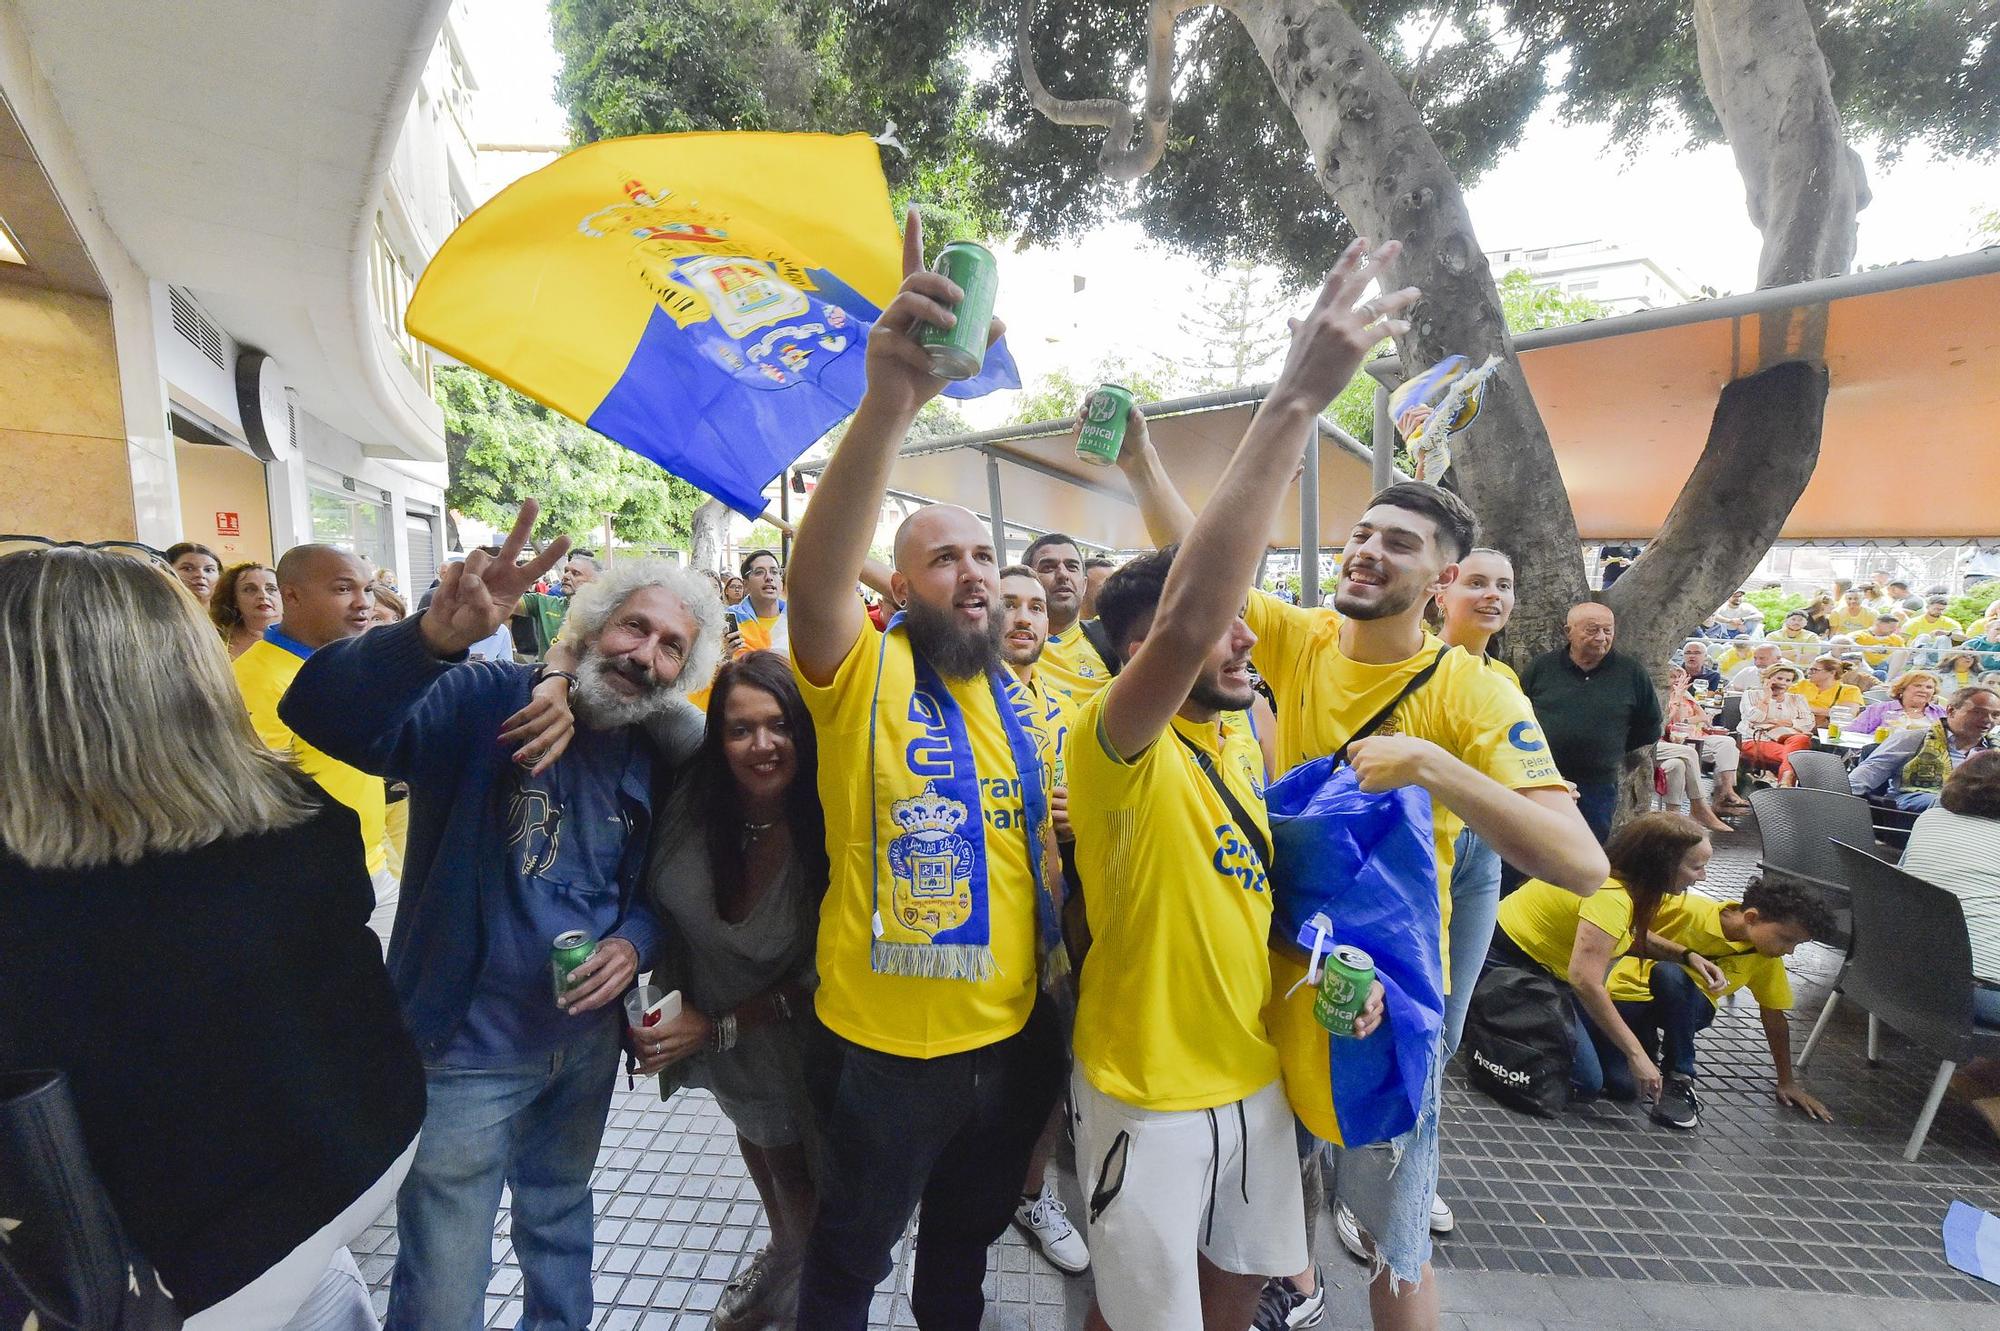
[1016, 0, 1218, 182]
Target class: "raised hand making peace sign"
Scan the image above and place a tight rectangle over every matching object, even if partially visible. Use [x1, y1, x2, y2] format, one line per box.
[419, 500, 572, 659]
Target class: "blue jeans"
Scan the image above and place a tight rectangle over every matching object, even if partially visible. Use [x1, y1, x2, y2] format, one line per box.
[1612, 962, 1717, 1084]
[385, 1020, 620, 1331]
[1443, 828, 1503, 1056]
[1893, 790, 1940, 813]
[1574, 782, 1618, 845]
[1314, 1038, 1444, 1289]
[797, 1002, 1065, 1330]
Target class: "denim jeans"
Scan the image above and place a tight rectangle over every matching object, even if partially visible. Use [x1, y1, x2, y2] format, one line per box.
[1574, 782, 1618, 845]
[1611, 962, 1717, 1084]
[385, 1019, 620, 1331]
[797, 1001, 1065, 1330]
[1893, 789, 1940, 813]
[1443, 828, 1503, 1056]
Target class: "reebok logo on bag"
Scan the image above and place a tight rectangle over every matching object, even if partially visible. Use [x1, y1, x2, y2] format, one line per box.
[1463, 962, 1572, 1117]
[1470, 1048, 1532, 1088]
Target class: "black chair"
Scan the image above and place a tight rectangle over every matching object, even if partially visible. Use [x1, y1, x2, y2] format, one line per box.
[1787, 748, 1852, 794]
[1796, 842, 2000, 1160]
[1715, 693, 1743, 735]
[1748, 786, 1876, 899]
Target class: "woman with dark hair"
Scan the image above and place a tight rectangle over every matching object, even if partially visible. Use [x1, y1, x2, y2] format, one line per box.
[165, 541, 222, 608]
[211, 560, 282, 659]
[632, 650, 826, 1331]
[0, 548, 423, 1329]
[1488, 813, 1724, 1126]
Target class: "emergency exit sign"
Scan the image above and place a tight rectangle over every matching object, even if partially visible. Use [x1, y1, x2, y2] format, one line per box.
[216, 511, 241, 537]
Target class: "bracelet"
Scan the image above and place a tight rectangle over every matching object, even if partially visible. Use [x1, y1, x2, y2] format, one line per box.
[711, 1012, 738, 1054]
[1680, 946, 1696, 966]
[533, 666, 578, 691]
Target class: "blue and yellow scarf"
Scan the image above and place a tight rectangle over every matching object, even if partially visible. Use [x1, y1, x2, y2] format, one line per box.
[866, 616, 1067, 993]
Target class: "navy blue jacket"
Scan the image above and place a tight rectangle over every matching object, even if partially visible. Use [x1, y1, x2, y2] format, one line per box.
[279, 616, 663, 1057]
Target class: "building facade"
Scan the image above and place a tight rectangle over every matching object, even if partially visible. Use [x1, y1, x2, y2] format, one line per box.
[1484, 238, 1697, 315]
[0, 0, 475, 594]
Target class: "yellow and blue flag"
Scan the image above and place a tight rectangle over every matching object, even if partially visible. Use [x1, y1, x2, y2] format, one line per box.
[405, 132, 1019, 515]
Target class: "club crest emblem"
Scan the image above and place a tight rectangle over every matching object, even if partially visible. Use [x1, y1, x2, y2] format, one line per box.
[886, 781, 977, 937]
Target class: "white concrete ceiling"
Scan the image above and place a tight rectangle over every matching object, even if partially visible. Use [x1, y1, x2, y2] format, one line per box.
[11, 0, 452, 461]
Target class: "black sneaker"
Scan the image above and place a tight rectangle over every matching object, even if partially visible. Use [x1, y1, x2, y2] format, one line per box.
[1651, 1076, 1701, 1130]
[1252, 1266, 1326, 1329]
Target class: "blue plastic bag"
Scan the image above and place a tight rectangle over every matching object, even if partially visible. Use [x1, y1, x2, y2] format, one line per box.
[1266, 756, 1443, 1146]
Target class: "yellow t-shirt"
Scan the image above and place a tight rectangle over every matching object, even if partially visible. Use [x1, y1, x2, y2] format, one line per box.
[737, 612, 784, 654]
[1495, 877, 1637, 978]
[1069, 694, 1279, 1110]
[1039, 623, 1111, 702]
[1791, 679, 1863, 712]
[232, 640, 386, 877]
[1851, 631, 1904, 666]
[1828, 607, 1876, 636]
[1716, 644, 1751, 677]
[1769, 627, 1822, 662]
[794, 626, 1037, 1058]
[1245, 591, 1564, 1140]
[1477, 652, 1521, 690]
[1906, 614, 1963, 642]
[1021, 671, 1076, 787]
[1605, 894, 1793, 1009]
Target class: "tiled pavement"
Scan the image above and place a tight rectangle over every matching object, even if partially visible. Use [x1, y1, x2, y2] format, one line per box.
[357, 820, 2000, 1327]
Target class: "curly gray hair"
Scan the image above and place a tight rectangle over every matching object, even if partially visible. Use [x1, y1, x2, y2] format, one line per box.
[559, 557, 724, 695]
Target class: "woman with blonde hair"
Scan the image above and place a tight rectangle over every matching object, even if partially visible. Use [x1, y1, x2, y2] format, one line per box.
[211, 559, 283, 658]
[0, 548, 423, 1330]
[1850, 670, 1946, 738]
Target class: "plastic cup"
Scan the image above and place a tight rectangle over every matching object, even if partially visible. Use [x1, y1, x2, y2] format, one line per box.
[624, 984, 667, 1031]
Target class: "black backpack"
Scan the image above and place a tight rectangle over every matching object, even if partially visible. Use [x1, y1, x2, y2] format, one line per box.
[1463, 963, 1573, 1117]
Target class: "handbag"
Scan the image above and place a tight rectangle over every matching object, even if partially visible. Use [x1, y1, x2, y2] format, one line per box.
[1462, 963, 1573, 1117]
[0, 1069, 183, 1331]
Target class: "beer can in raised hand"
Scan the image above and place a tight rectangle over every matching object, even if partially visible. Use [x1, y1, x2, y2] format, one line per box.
[1312, 944, 1376, 1038]
[1076, 384, 1135, 467]
[551, 929, 596, 1003]
[917, 240, 998, 381]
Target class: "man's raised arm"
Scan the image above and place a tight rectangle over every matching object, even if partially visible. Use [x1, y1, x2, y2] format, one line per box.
[1101, 242, 1417, 758]
[787, 209, 1002, 685]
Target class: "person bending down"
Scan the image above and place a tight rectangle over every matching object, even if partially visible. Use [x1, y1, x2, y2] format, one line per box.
[1487, 814, 1723, 1130]
[1603, 878, 1837, 1126]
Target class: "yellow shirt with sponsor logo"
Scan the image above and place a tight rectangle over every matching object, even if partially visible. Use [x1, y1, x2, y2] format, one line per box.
[1906, 614, 1964, 642]
[1020, 670, 1076, 787]
[1495, 877, 1636, 978]
[1829, 607, 1877, 636]
[1245, 591, 1564, 1141]
[794, 627, 1037, 1058]
[1070, 691, 1279, 1111]
[1605, 893, 1793, 1009]
[1039, 622, 1111, 702]
[232, 640, 386, 877]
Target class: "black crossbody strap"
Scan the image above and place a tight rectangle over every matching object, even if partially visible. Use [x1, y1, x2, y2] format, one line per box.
[1173, 728, 1271, 872]
[1333, 645, 1452, 765]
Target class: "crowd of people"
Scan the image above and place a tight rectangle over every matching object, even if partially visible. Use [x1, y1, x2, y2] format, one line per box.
[4, 219, 1998, 1331]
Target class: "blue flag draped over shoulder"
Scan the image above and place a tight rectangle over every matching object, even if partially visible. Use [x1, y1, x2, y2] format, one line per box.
[1263, 757, 1443, 1148]
[404, 132, 1019, 517]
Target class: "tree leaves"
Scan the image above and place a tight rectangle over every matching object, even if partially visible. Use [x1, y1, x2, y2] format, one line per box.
[438, 367, 701, 548]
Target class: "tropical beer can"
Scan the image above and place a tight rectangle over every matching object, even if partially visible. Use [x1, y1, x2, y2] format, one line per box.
[1076, 384, 1135, 466]
[917, 240, 997, 381]
[1312, 944, 1376, 1038]
[551, 929, 596, 1003]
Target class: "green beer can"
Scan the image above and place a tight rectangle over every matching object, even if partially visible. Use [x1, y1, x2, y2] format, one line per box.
[1312, 944, 1376, 1038]
[917, 240, 997, 381]
[551, 929, 596, 1003]
[1076, 384, 1134, 467]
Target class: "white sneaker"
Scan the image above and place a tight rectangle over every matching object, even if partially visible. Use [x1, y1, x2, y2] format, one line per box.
[1014, 1184, 1090, 1274]
[1333, 1202, 1369, 1263]
[1430, 1193, 1455, 1234]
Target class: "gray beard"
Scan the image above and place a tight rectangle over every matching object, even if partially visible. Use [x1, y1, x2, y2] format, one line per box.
[905, 595, 1003, 680]
[571, 646, 689, 730]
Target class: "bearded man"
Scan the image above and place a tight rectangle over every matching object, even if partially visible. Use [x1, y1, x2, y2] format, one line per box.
[281, 500, 720, 1331]
[784, 211, 1068, 1330]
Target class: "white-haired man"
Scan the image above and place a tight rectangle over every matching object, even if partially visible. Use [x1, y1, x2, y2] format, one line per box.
[282, 501, 720, 1331]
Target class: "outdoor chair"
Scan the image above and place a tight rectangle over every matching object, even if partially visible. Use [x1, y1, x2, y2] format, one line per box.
[1715, 693, 1743, 734]
[1787, 748, 1853, 795]
[1796, 842, 2000, 1161]
[1748, 786, 1876, 944]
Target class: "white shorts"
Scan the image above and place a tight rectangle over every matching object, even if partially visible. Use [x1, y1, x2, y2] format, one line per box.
[1072, 1073, 1307, 1330]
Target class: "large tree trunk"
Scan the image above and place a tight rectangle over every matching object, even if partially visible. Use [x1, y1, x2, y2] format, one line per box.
[1233, 0, 1588, 659]
[689, 498, 731, 574]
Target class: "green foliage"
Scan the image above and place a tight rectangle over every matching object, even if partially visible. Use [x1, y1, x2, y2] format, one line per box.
[1494, 268, 1610, 330]
[1974, 207, 2000, 246]
[439, 367, 702, 548]
[1946, 580, 2000, 629]
[1004, 357, 1190, 427]
[1746, 587, 1808, 624]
